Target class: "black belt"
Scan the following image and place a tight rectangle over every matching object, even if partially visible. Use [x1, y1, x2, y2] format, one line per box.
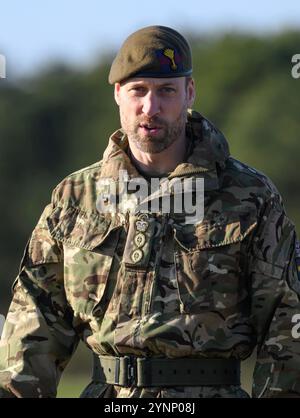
[92, 354, 241, 387]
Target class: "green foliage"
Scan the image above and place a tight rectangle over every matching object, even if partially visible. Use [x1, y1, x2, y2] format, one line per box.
[191, 31, 300, 225]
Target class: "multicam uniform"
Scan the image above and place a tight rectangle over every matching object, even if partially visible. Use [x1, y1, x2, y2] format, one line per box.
[1, 110, 300, 398]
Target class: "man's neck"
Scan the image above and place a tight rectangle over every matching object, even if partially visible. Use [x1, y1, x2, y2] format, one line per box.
[128, 135, 188, 178]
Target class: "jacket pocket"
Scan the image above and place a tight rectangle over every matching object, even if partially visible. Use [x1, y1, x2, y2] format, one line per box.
[174, 211, 257, 314]
[49, 206, 122, 318]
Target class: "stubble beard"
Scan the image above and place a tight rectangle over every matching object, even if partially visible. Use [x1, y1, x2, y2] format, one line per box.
[120, 103, 188, 154]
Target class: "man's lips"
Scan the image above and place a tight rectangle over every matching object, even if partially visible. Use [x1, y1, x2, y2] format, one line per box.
[139, 124, 163, 134]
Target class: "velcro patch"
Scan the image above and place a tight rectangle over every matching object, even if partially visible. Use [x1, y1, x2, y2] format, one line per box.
[296, 240, 300, 258]
[296, 240, 300, 279]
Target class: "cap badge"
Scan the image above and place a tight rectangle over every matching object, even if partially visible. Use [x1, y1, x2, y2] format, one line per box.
[163, 48, 177, 70]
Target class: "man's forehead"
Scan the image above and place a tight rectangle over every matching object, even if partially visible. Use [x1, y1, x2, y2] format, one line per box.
[121, 77, 184, 87]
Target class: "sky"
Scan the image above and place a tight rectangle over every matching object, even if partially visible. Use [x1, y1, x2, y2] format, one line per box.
[0, 0, 300, 78]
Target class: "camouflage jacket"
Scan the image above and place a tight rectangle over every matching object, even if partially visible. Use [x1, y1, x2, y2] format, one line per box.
[1, 110, 300, 398]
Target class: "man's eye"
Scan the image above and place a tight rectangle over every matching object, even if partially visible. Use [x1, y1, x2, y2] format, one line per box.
[160, 87, 176, 93]
[130, 87, 145, 93]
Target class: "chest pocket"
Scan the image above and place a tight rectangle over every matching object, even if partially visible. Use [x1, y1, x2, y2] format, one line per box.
[173, 212, 257, 315]
[49, 206, 122, 318]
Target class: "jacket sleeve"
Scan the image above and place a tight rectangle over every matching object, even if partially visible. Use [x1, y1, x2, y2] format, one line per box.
[0, 197, 79, 398]
[250, 194, 300, 398]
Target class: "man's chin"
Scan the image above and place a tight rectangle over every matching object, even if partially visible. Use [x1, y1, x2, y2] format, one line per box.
[136, 143, 167, 154]
[131, 134, 167, 153]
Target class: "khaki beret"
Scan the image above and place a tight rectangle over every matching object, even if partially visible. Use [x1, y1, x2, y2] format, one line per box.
[108, 25, 192, 84]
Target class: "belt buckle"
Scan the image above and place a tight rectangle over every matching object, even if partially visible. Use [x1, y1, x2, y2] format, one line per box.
[124, 356, 136, 387]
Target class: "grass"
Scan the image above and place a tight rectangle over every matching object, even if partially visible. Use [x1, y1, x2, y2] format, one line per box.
[57, 374, 90, 398]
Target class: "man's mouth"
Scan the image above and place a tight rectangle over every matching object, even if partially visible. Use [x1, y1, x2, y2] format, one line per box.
[139, 123, 163, 134]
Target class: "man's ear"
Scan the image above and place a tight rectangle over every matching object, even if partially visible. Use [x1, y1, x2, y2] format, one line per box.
[187, 78, 196, 108]
[114, 83, 121, 106]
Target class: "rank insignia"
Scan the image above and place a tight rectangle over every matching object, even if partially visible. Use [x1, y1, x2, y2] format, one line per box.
[131, 249, 144, 264]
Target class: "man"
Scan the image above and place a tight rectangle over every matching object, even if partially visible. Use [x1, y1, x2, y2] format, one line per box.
[0, 25, 300, 398]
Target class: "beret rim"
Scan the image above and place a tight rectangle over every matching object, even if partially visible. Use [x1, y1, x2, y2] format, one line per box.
[110, 69, 193, 85]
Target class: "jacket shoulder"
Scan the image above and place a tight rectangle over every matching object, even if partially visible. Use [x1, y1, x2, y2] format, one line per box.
[224, 156, 283, 204]
[51, 160, 103, 210]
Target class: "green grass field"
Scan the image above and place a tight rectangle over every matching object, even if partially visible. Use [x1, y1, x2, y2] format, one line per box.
[57, 374, 90, 398]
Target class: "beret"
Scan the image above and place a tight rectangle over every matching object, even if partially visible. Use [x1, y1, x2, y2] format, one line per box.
[108, 25, 192, 84]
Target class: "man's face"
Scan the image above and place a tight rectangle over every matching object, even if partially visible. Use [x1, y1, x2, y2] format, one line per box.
[114, 77, 195, 154]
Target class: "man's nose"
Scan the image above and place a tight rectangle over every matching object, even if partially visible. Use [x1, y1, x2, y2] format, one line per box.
[142, 92, 160, 117]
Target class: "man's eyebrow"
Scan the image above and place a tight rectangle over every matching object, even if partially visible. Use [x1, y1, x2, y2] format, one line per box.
[158, 82, 177, 87]
[127, 82, 177, 88]
[127, 82, 145, 88]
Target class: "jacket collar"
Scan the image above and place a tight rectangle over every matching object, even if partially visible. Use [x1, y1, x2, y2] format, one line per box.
[100, 110, 230, 192]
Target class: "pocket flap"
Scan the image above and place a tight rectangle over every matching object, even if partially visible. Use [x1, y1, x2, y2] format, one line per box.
[251, 257, 284, 280]
[48, 206, 119, 250]
[174, 211, 257, 251]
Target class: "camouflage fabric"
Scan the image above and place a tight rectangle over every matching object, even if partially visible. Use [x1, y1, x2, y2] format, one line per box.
[1, 110, 300, 398]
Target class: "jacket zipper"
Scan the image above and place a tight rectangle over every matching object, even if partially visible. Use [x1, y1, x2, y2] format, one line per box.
[143, 214, 169, 315]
